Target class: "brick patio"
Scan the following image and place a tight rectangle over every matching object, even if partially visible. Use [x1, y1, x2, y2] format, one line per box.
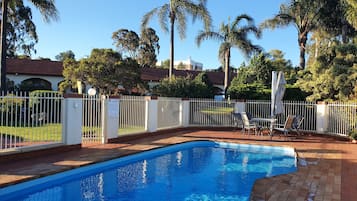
[0, 129, 356, 201]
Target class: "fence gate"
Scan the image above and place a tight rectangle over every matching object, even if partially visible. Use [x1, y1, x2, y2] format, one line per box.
[82, 95, 103, 144]
[327, 102, 357, 136]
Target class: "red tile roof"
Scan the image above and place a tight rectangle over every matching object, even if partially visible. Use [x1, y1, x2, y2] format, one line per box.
[6, 58, 228, 85]
[7, 58, 63, 76]
[141, 67, 227, 85]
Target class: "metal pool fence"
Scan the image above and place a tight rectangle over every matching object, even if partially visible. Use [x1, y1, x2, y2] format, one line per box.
[246, 100, 316, 132]
[0, 91, 63, 150]
[82, 94, 103, 143]
[189, 98, 235, 126]
[327, 102, 357, 136]
[157, 97, 181, 130]
[119, 95, 146, 135]
[2, 92, 357, 153]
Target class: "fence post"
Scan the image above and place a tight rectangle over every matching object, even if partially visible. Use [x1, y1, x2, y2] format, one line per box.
[145, 96, 158, 132]
[62, 94, 83, 145]
[234, 100, 246, 113]
[316, 101, 329, 133]
[180, 98, 190, 127]
[101, 96, 120, 143]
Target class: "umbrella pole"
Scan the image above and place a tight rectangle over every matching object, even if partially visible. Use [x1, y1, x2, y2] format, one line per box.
[271, 71, 277, 118]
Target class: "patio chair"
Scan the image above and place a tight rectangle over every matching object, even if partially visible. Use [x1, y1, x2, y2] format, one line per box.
[240, 112, 260, 135]
[232, 112, 243, 129]
[292, 115, 304, 136]
[273, 115, 296, 136]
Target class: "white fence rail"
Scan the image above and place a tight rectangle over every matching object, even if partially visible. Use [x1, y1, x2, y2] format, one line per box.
[119, 96, 146, 135]
[157, 97, 181, 129]
[0, 91, 63, 151]
[246, 100, 316, 132]
[2, 92, 357, 154]
[189, 99, 235, 126]
[327, 102, 357, 136]
[82, 95, 103, 143]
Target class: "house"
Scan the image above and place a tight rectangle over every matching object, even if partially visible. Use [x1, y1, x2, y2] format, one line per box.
[7, 58, 63, 90]
[5, 58, 228, 93]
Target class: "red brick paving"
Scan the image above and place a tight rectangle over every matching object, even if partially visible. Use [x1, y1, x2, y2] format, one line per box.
[0, 129, 356, 201]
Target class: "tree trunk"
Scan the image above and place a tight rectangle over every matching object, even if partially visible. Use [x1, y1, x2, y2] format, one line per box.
[298, 34, 307, 69]
[0, 0, 8, 92]
[169, 12, 175, 80]
[224, 49, 230, 96]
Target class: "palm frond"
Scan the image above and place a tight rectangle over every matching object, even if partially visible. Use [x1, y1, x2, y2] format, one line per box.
[231, 14, 254, 29]
[176, 10, 187, 39]
[29, 0, 59, 22]
[195, 31, 224, 47]
[142, 5, 170, 33]
[158, 4, 170, 33]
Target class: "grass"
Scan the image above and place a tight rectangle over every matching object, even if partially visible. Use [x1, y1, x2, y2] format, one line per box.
[119, 126, 146, 135]
[0, 124, 62, 141]
[0, 124, 147, 142]
[201, 107, 234, 114]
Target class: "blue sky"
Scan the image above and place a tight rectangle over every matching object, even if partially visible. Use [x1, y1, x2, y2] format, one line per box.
[29, 0, 298, 70]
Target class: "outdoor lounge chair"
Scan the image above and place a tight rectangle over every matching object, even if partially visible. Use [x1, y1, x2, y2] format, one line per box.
[273, 115, 295, 136]
[292, 115, 304, 136]
[240, 112, 260, 135]
[232, 112, 243, 129]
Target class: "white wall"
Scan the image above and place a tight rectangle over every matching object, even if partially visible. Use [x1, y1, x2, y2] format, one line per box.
[7, 74, 63, 90]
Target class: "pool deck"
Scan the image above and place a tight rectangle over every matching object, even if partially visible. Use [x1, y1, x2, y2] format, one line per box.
[0, 129, 356, 201]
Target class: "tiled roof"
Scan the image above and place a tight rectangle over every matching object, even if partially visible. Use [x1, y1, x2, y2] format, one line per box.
[7, 58, 63, 76]
[6, 58, 228, 85]
[141, 67, 228, 85]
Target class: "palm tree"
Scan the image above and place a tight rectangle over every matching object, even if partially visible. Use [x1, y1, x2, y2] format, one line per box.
[141, 0, 211, 79]
[260, 0, 324, 69]
[0, 0, 58, 91]
[196, 15, 261, 95]
[345, 0, 357, 30]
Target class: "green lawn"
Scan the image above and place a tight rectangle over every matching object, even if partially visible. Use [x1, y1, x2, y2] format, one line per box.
[201, 107, 234, 114]
[119, 126, 146, 135]
[0, 124, 62, 141]
[1, 124, 147, 142]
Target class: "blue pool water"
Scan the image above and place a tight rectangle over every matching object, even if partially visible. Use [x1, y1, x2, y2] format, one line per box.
[0, 141, 297, 201]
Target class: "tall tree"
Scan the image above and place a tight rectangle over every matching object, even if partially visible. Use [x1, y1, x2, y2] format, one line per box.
[112, 28, 160, 67]
[62, 49, 143, 95]
[137, 27, 160, 67]
[112, 29, 140, 58]
[196, 15, 261, 94]
[260, 0, 324, 69]
[55, 50, 75, 61]
[141, 0, 211, 79]
[0, 0, 59, 91]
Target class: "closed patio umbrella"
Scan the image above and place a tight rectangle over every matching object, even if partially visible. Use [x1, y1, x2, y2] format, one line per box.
[271, 71, 286, 117]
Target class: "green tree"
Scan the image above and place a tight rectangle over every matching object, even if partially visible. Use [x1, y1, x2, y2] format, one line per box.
[196, 15, 261, 95]
[153, 73, 214, 98]
[137, 28, 160, 67]
[62, 49, 143, 95]
[316, 0, 355, 43]
[297, 43, 357, 101]
[345, 0, 357, 30]
[2, 0, 59, 56]
[112, 28, 160, 67]
[260, 0, 324, 69]
[1, 0, 58, 90]
[55, 50, 75, 61]
[157, 59, 170, 69]
[112, 29, 140, 58]
[142, 0, 211, 79]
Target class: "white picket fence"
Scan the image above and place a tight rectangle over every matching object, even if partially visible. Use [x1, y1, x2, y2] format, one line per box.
[2, 93, 357, 152]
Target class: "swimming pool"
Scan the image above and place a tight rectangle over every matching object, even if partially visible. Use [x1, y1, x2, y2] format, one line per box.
[0, 141, 297, 201]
